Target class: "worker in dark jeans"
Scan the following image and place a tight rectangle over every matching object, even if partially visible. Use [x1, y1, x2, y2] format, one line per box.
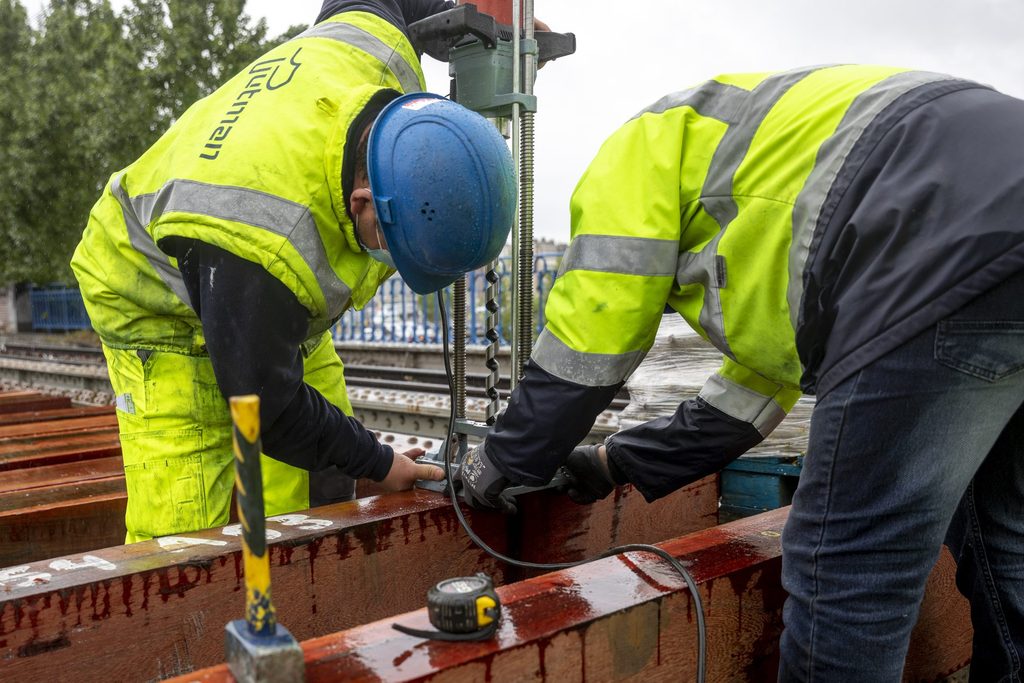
[71, 0, 518, 542]
[458, 65, 1024, 681]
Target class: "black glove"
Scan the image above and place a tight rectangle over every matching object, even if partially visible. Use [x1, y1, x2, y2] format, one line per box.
[457, 442, 518, 514]
[563, 443, 617, 504]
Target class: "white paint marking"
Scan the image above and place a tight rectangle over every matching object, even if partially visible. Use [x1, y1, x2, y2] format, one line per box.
[49, 555, 117, 572]
[222, 524, 282, 541]
[267, 513, 334, 531]
[158, 537, 230, 552]
[0, 566, 53, 588]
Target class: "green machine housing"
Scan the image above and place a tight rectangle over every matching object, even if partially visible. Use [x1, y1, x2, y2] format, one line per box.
[409, 3, 576, 118]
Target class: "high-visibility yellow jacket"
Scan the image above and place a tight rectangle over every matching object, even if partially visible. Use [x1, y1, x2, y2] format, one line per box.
[70, 12, 426, 540]
[72, 12, 425, 352]
[487, 65, 1020, 493]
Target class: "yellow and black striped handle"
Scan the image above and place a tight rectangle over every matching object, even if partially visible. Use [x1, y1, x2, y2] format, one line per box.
[230, 395, 276, 637]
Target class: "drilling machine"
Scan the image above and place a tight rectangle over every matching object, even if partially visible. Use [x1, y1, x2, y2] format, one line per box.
[407, 1, 575, 493]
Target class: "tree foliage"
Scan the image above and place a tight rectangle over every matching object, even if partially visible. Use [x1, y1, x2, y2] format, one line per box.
[0, 0, 302, 283]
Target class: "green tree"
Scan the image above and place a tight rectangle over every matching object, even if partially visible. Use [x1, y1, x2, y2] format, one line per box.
[16, 0, 142, 283]
[125, 0, 302, 128]
[0, 0, 35, 282]
[0, 0, 300, 284]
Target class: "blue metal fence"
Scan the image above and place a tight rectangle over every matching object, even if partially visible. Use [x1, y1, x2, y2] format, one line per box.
[332, 253, 561, 345]
[30, 253, 563, 341]
[29, 286, 91, 331]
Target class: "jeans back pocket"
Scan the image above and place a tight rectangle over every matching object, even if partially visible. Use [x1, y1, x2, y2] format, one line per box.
[935, 320, 1024, 382]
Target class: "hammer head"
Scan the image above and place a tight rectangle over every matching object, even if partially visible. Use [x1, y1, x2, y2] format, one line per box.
[224, 619, 305, 683]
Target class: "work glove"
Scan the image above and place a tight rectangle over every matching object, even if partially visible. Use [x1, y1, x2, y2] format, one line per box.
[457, 441, 517, 514]
[563, 443, 616, 505]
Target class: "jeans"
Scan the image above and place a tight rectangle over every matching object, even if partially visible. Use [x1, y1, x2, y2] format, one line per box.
[779, 270, 1024, 682]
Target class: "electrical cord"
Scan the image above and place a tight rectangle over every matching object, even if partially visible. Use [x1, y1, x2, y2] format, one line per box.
[435, 291, 707, 682]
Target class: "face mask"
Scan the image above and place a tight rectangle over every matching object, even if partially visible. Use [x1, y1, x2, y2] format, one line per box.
[356, 213, 397, 271]
[366, 246, 396, 270]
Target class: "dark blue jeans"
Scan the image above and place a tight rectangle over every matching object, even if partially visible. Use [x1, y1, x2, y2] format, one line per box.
[780, 271, 1024, 682]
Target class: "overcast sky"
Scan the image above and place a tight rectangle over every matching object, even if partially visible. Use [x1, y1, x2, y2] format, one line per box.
[22, 0, 1024, 242]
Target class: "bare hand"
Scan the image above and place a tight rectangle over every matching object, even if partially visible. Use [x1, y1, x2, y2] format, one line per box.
[379, 451, 444, 492]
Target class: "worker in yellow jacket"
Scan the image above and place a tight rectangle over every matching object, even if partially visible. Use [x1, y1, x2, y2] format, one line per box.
[71, 2, 515, 543]
[461, 65, 1024, 681]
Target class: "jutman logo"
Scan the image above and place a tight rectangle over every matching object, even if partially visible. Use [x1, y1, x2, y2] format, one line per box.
[199, 48, 304, 160]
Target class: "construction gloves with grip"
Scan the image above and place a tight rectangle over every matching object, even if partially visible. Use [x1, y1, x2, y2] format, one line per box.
[563, 443, 617, 504]
[458, 441, 626, 512]
[458, 441, 518, 514]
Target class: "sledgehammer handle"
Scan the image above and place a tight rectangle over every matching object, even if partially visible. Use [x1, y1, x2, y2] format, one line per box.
[230, 395, 276, 637]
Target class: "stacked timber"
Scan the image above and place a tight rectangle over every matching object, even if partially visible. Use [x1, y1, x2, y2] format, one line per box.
[0, 390, 456, 565]
[0, 391, 126, 565]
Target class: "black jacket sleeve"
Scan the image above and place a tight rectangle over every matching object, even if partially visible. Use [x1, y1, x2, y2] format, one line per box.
[165, 238, 394, 481]
[485, 360, 622, 486]
[604, 398, 764, 503]
[316, 0, 452, 30]
[485, 358, 765, 501]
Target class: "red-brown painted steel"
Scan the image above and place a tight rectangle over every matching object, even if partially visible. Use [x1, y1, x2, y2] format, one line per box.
[0, 406, 112, 428]
[0, 395, 127, 564]
[175, 507, 971, 683]
[0, 414, 118, 440]
[0, 394, 71, 415]
[0, 430, 122, 471]
[0, 455, 123, 495]
[0, 478, 719, 681]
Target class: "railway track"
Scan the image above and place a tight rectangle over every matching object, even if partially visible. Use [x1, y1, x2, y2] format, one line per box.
[0, 340, 625, 439]
[0, 340, 631, 410]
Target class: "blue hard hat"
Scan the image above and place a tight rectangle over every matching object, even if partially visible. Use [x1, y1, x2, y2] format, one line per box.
[366, 92, 515, 295]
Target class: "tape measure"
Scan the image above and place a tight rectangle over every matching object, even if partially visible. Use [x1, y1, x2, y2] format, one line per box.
[392, 573, 501, 642]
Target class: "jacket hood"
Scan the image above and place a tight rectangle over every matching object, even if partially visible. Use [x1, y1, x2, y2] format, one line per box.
[325, 84, 401, 255]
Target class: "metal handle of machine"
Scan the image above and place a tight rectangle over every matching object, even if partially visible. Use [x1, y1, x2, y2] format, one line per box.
[409, 4, 499, 60]
[409, 4, 576, 65]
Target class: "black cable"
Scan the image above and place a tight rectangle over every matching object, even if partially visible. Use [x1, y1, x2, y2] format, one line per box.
[393, 621, 498, 642]
[435, 291, 707, 682]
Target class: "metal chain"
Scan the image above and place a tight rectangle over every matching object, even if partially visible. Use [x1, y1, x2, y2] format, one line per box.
[451, 277, 467, 422]
[484, 260, 501, 424]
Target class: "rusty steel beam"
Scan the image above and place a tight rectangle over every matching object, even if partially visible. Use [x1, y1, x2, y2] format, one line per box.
[0, 398, 458, 566]
[0, 414, 119, 441]
[0, 427, 121, 471]
[0, 392, 71, 415]
[175, 507, 972, 683]
[0, 477, 719, 681]
[0, 396, 127, 565]
[0, 406, 112, 428]
[0, 488, 128, 566]
[0, 456, 123, 495]
[0, 390, 470, 566]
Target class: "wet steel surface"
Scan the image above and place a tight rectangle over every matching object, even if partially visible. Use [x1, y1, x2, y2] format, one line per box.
[0, 460, 718, 682]
[0, 391, 519, 565]
[174, 507, 972, 683]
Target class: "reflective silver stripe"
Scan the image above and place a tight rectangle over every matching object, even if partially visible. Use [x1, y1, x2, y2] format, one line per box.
[532, 329, 647, 387]
[787, 70, 955, 328]
[110, 174, 192, 306]
[680, 67, 826, 357]
[676, 237, 730, 353]
[633, 80, 749, 124]
[297, 22, 422, 93]
[698, 373, 787, 437]
[558, 235, 679, 278]
[701, 67, 823, 229]
[126, 179, 352, 323]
